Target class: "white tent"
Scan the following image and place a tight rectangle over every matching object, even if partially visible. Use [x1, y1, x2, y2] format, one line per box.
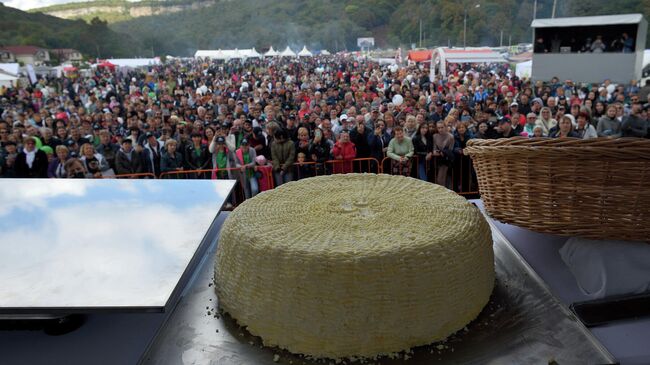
[194, 49, 261, 59]
[280, 46, 297, 57]
[298, 46, 313, 57]
[0, 70, 19, 88]
[264, 46, 279, 57]
[515, 60, 532, 79]
[320, 49, 331, 56]
[105, 58, 161, 67]
[248, 48, 262, 58]
[0, 63, 20, 76]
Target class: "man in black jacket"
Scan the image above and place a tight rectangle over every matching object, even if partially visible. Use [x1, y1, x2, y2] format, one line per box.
[15, 137, 48, 178]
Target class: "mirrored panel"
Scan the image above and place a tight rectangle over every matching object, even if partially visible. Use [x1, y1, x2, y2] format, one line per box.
[0, 179, 235, 311]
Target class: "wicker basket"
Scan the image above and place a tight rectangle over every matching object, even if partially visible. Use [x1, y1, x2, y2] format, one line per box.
[465, 137, 650, 242]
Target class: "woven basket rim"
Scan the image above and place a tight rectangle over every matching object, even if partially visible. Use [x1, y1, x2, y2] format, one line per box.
[465, 137, 650, 160]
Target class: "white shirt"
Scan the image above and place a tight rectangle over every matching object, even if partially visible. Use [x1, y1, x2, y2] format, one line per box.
[25, 149, 36, 168]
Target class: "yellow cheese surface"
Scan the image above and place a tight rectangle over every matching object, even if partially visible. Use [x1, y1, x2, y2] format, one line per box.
[215, 173, 494, 358]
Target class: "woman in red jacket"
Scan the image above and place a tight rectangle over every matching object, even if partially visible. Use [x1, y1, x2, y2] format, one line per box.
[331, 130, 356, 174]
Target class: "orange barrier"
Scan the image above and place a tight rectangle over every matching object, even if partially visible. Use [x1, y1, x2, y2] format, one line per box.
[104, 172, 157, 179]
[159, 167, 273, 208]
[381, 154, 478, 196]
[290, 161, 321, 180]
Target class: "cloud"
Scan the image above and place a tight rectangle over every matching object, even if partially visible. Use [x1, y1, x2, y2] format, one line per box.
[1, 200, 217, 308]
[1, 0, 142, 11]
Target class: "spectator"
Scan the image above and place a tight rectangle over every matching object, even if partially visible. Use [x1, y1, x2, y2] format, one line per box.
[80, 143, 113, 178]
[453, 121, 475, 192]
[495, 118, 519, 138]
[48, 145, 70, 178]
[575, 112, 598, 139]
[143, 132, 164, 177]
[523, 113, 538, 137]
[115, 138, 143, 176]
[209, 136, 234, 180]
[550, 115, 579, 138]
[331, 129, 356, 174]
[309, 127, 331, 174]
[621, 102, 648, 137]
[161, 139, 184, 176]
[349, 121, 371, 171]
[271, 129, 295, 186]
[597, 104, 622, 137]
[96, 129, 119, 170]
[432, 120, 455, 188]
[535, 107, 558, 137]
[387, 125, 414, 177]
[15, 136, 48, 178]
[185, 132, 210, 176]
[234, 138, 258, 198]
[64, 158, 87, 179]
[412, 122, 433, 181]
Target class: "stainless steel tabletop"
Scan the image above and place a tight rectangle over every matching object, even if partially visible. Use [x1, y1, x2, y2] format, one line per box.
[142, 212, 616, 365]
[0, 179, 235, 313]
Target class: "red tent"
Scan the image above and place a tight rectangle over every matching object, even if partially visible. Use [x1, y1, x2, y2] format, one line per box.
[407, 49, 432, 63]
[97, 61, 116, 70]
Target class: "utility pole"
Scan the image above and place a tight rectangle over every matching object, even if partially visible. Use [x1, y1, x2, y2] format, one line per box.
[500, 30, 504, 47]
[463, 9, 467, 49]
[551, 0, 557, 18]
[419, 19, 423, 48]
[532, 0, 538, 44]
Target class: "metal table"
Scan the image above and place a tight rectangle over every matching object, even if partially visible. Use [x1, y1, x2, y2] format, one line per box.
[142, 211, 615, 365]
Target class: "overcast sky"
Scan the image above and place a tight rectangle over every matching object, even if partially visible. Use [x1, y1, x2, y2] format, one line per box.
[2, 0, 140, 11]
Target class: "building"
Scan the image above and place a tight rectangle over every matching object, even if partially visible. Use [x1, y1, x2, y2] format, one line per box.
[0, 46, 50, 66]
[0, 49, 15, 63]
[50, 48, 83, 63]
[531, 14, 647, 83]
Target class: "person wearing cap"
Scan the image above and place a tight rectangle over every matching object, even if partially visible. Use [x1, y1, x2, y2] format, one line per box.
[523, 113, 538, 137]
[495, 117, 519, 139]
[234, 138, 259, 198]
[115, 138, 144, 176]
[209, 135, 234, 180]
[15, 136, 48, 178]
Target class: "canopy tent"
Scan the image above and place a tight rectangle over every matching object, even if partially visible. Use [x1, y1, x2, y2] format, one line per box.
[0, 63, 20, 76]
[298, 46, 313, 57]
[433, 48, 507, 64]
[320, 49, 331, 56]
[280, 46, 297, 57]
[97, 61, 116, 70]
[105, 58, 161, 68]
[515, 60, 532, 79]
[264, 46, 279, 57]
[531, 13, 643, 28]
[194, 49, 262, 59]
[407, 49, 432, 63]
[430, 47, 507, 79]
[0, 70, 18, 88]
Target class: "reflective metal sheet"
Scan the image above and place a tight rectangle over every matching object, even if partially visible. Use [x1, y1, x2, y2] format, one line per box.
[0, 179, 235, 312]
[142, 212, 615, 365]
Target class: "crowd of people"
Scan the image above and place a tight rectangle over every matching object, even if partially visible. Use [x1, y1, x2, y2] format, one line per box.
[1, 55, 649, 200]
